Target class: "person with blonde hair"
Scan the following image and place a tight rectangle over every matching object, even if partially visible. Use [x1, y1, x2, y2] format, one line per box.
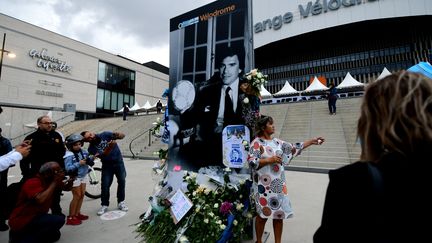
[314, 71, 432, 243]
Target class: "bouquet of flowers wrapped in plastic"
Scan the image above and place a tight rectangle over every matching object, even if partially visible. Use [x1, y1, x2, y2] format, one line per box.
[135, 169, 254, 243]
[240, 68, 267, 135]
[243, 68, 268, 97]
[152, 117, 163, 138]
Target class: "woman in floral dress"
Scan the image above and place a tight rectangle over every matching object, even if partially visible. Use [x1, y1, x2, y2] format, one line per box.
[248, 115, 324, 243]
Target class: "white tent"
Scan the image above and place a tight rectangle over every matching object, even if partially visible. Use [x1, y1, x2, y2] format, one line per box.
[304, 76, 328, 92]
[114, 108, 123, 114]
[273, 81, 299, 96]
[114, 105, 130, 114]
[128, 101, 150, 113]
[141, 100, 152, 110]
[129, 102, 141, 111]
[260, 85, 272, 98]
[130, 100, 153, 113]
[376, 67, 391, 81]
[336, 72, 364, 89]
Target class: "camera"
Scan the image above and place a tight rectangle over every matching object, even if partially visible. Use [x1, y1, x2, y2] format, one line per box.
[85, 155, 95, 166]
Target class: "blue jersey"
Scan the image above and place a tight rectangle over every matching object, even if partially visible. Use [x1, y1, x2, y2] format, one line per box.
[88, 131, 123, 164]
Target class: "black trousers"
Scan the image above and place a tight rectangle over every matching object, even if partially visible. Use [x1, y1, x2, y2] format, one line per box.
[50, 189, 63, 215]
[9, 213, 65, 243]
[0, 169, 8, 222]
[328, 97, 337, 114]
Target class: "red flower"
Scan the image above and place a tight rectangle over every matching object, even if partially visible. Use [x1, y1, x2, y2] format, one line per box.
[220, 201, 233, 215]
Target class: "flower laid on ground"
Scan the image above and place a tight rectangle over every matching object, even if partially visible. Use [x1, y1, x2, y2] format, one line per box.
[243, 68, 268, 97]
[135, 170, 255, 243]
[220, 201, 233, 215]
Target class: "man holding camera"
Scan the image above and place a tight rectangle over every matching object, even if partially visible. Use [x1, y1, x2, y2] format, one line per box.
[81, 130, 127, 216]
[9, 162, 66, 243]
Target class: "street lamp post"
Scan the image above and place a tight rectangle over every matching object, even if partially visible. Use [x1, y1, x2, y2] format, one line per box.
[0, 33, 15, 81]
[0, 33, 6, 80]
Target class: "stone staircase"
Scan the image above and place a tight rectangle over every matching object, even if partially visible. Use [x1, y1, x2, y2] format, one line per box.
[261, 97, 363, 171]
[58, 97, 363, 169]
[58, 114, 167, 159]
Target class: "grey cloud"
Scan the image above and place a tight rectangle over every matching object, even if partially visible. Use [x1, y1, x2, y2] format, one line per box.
[50, 0, 214, 47]
[0, 0, 214, 65]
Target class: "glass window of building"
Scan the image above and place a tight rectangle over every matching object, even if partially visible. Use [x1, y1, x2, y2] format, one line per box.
[97, 61, 135, 113]
[96, 89, 104, 109]
[111, 91, 118, 111]
[98, 62, 107, 82]
[117, 93, 124, 109]
[104, 90, 111, 110]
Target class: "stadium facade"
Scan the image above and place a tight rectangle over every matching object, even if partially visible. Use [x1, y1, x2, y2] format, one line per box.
[2, 0, 431, 119]
[0, 13, 169, 119]
[252, 0, 432, 94]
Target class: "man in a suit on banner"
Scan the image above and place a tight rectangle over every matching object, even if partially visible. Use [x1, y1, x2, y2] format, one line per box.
[193, 47, 246, 167]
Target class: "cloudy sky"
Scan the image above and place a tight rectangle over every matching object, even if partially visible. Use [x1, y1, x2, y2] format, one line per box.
[0, 0, 214, 67]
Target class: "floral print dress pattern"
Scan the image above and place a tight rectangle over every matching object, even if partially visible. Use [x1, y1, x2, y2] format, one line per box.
[248, 137, 303, 219]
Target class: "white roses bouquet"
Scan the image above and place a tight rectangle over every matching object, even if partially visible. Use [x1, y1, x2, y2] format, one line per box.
[243, 69, 268, 97]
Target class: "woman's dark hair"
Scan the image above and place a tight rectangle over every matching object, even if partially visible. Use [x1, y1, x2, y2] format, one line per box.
[255, 115, 273, 136]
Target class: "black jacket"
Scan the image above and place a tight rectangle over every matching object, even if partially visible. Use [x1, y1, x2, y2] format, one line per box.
[20, 129, 65, 178]
[314, 153, 429, 243]
[194, 80, 244, 142]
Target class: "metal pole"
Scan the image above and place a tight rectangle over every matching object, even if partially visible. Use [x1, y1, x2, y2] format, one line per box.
[0, 33, 6, 80]
[148, 129, 151, 147]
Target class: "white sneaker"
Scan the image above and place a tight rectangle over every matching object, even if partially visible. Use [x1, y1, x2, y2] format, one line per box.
[118, 201, 128, 211]
[97, 206, 108, 216]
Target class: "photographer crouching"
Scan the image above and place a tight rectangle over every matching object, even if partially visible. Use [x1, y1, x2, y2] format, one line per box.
[8, 161, 68, 243]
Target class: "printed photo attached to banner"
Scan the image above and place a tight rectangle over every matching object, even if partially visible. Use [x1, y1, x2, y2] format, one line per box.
[222, 125, 250, 168]
[169, 189, 193, 224]
[167, 0, 254, 172]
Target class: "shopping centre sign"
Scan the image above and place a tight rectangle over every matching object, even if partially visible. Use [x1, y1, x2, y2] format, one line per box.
[29, 48, 72, 73]
[254, 0, 377, 33]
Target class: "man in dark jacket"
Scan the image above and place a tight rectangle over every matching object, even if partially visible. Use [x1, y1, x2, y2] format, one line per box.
[20, 116, 65, 216]
[156, 100, 163, 114]
[187, 49, 245, 168]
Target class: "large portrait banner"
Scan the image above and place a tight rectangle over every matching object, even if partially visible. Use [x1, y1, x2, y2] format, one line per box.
[168, 0, 254, 172]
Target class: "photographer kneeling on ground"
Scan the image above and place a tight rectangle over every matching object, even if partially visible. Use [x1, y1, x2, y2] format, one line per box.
[8, 162, 66, 243]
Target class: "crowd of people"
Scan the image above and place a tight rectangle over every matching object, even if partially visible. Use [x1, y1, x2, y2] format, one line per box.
[0, 69, 430, 242]
[0, 114, 128, 242]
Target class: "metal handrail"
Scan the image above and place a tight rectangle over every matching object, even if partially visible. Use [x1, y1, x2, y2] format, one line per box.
[10, 113, 75, 141]
[129, 127, 153, 158]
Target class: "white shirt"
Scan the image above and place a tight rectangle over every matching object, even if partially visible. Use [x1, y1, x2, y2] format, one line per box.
[0, 150, 23, 172]
[216, 78, 239, 127]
